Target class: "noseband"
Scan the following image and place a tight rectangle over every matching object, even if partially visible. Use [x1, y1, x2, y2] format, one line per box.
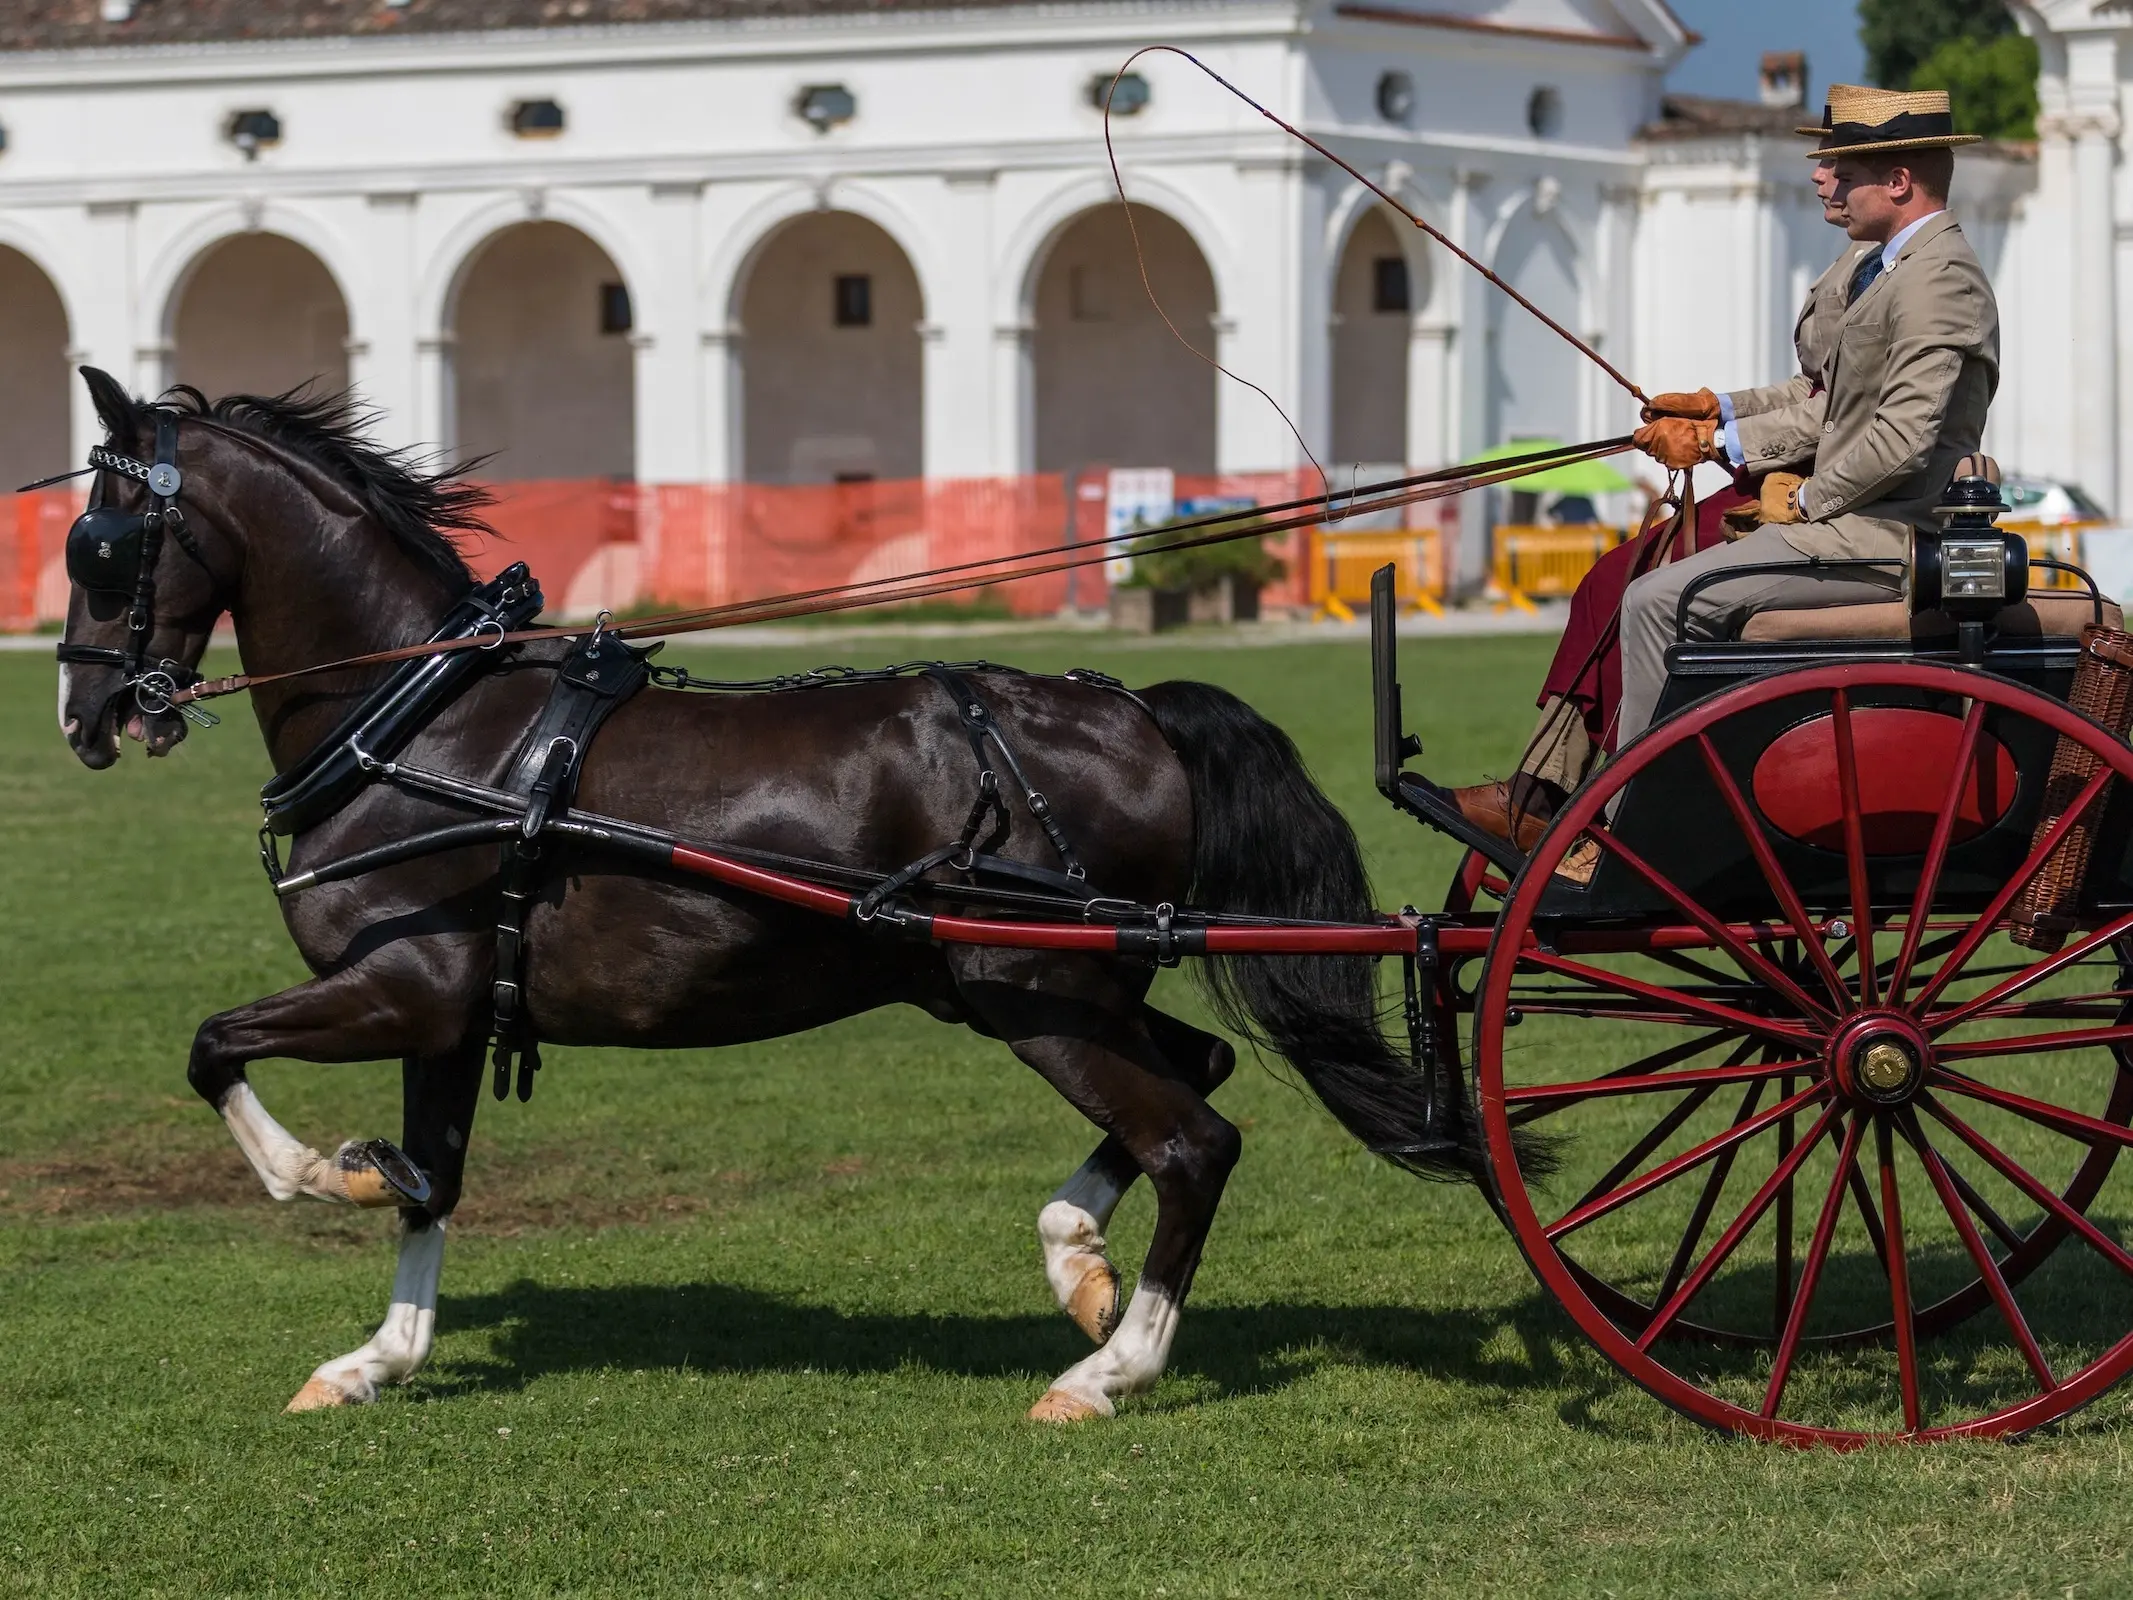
[54, 410, 218, 726]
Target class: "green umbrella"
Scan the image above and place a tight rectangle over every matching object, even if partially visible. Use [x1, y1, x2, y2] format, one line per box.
[1469, 438, 1638, 495]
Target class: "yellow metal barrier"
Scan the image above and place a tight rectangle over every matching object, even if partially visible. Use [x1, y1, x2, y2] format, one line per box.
[2004, 521, 2096, 591]
[1309, 528, 1445, 621]
[1490, 523, 1627, 612]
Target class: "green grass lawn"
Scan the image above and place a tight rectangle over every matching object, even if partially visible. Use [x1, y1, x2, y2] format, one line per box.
[6, 633, 2133, 1598]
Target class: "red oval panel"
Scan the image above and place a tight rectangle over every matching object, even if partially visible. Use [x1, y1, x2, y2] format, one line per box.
[1751, 708, 2018, 853]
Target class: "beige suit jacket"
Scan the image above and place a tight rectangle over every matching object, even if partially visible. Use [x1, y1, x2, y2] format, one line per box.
[1725, 242, 1874, 471]
[1788, 212, 2000, 561]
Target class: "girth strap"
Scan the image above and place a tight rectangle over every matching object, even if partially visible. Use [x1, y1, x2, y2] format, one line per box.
[490, 626, 652, 1102]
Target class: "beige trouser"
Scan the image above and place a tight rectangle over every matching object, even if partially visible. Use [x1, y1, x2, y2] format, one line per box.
[1516, 695, 1595, 791]
[1616, 524, 1902, 751]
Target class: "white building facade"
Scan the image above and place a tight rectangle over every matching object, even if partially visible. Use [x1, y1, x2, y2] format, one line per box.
[0, 0, 2121, 587]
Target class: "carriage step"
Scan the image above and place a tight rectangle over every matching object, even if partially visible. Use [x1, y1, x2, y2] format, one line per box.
[1391, 774, 1528, 878]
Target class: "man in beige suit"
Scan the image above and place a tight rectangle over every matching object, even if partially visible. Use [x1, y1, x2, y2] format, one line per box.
[1444, 159, 1875, 850]
[1614, 84, 1998, 750]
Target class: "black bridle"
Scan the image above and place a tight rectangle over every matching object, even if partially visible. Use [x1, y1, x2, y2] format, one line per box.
[52, 411, 218, 726]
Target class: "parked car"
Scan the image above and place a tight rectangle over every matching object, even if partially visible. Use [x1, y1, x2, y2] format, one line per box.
[2003, 476, 2111, 525]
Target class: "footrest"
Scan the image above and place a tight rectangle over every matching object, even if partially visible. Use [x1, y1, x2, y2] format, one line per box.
[1393, 774, 1527, 877]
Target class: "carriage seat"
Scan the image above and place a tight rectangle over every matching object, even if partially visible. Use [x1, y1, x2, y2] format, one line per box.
[1738, 592, 2121, 644]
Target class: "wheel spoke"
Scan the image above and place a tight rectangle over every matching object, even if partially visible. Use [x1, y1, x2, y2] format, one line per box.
[1934, 1069, 2133, 1149]
[1923, 1095, 2133, 1278]
[1939, 1157, 2025, 1253]
[1652, 1083, 1767, 1312]
[1635, 1103, 1841, 1351]
[1504, 1057, 1817, 1109]
[1773, 1070, 1797, 1337]
[1508, 1029, 1735, 1126]
[1876, 1118, 1923, 1433]
[1762, 1113, 1864, 1418]
[1911, 767, 2116, 1012]
[1846, 1153, 1893, 1281]
[1901, 1114, 2056, 1390]
[1831, 691, 1879, 1006]
[1889, 702, 1988, 1005]
[1547, 1081, 1826, 1240]
[1696, 732, 1852, 1011]
[1519, 952, 1822, 1049]
[1926, 910, 2133, 1035]
[1585, 831, 1835, 1023]
[1938, 1023, 2133, 1062]
[1564, 1081, 1727, 1214]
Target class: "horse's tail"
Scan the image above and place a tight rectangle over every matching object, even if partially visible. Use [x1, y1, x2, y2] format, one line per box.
[1139, 679, 1508, 1184]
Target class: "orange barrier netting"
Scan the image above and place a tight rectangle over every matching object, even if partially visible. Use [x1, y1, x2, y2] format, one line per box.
[2, 472, 1451, 632]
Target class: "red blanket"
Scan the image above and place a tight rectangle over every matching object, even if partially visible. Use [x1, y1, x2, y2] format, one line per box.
[1538, 487, 1754, 754]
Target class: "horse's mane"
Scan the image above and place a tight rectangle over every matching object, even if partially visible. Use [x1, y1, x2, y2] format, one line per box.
[135, 381, 490, 594]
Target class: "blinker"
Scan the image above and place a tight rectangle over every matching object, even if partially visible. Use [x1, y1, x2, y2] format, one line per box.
[65, 506, 150, 598]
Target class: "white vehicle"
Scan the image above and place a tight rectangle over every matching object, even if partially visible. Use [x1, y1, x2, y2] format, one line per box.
[2003, 476, 2111, 526]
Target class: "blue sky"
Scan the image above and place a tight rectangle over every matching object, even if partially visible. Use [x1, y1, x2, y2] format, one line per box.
[1662, 0, 1867, 103]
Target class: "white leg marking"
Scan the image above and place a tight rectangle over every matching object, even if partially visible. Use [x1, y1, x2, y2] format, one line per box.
[1036, 1281, 1181, 1418]
[1038, 1151, 1129, 1324]
[287, 1219, 447, 1412]
[219, 1081, 384, 1204]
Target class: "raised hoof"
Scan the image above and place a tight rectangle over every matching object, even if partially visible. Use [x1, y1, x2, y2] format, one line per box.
[284, 1376, 354, 1413]
[1028, 1389, 1107, 1423]
[1066, 1259, 1121, 1345]
[335, 1139, 432, 1209]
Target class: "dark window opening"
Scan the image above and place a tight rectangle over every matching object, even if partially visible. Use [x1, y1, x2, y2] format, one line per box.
[510, 99, 566, 138]
[834, 274, 873, 328]
[1372, 256, 1411, 314]
[226, 108, 282, 159]
[599, 282, 632, 336]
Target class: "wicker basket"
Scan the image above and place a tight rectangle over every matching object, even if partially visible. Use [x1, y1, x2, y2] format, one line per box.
[2009, 625, 2133, 951]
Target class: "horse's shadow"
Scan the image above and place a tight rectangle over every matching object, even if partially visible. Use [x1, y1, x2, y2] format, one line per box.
[428, 1278, 1591, 1408]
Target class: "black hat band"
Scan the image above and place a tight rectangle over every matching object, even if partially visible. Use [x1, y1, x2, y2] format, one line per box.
[1818, 110, 1957, 147]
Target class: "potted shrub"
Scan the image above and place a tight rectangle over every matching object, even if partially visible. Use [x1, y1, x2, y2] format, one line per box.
[1109, 516, 1285, 632]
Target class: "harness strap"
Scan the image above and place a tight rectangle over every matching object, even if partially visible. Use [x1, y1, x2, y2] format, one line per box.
[924, 666, 1089, 884]
[489, 624, 652, 1102]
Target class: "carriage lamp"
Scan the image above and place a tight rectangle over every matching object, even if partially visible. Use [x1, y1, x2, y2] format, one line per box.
[797, 84, 856, 132]
[1089, 72, 1151, 116]
[1908, 471, 2027, 644]
[225, 109, 281, 160]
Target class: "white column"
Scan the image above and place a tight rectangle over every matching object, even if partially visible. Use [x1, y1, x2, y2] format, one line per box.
[924, 172, 998, 481]
[355, 192, 419, 448]
[1450, 168, 1493, 592]
[699, 326, 741, 483]
[74, 200, 138, 455]
[635, 182, 706, 484]
[2071, 109, 2120, 513]
[1221, 154, 1307, 475]
[991, 320, 1034, 476]
[1406, 322, 1453, 470]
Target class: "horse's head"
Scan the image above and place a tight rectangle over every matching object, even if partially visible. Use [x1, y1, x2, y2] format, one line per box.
[58, 368, 233, 768]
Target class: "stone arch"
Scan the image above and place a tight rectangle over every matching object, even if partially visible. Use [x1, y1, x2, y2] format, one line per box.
[732, 210, 926, 484]
[1486, 203, 1583, 447]
[446, 221, 636, 481]
[1026, 202, 1220, 476]
[0, 245, 73, 495]
[1331, 205, 1430, 469]
[168, 233, 352, 401]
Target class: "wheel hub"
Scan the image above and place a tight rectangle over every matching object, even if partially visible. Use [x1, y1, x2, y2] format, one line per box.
[1830, 1013, 1932, 1107]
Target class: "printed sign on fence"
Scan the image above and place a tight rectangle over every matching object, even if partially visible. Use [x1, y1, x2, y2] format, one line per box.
[1104, 468, 1176, 583]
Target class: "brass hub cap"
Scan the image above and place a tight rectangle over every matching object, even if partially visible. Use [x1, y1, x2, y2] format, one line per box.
[1830, 1014, 1931, 1107]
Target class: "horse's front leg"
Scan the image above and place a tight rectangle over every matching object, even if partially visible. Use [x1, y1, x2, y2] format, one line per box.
[288, 1039, 486, 1412]
[190, 966, 470, 1207]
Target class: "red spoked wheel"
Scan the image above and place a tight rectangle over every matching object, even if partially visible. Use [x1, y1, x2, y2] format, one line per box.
[1476, 662, 2133, 1443]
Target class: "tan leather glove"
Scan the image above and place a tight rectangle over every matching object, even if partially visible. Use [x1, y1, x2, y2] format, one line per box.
[1641, 387, 1721, 424]
[1633, 417, 1721, 471]
[1760, 472, 1806, 525]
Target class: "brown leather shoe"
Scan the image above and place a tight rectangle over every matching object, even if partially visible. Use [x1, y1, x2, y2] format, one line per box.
[1450, 779, 1553, 853]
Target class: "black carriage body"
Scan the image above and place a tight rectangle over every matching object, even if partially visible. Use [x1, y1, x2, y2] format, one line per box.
[1537, 633, 2133, 924]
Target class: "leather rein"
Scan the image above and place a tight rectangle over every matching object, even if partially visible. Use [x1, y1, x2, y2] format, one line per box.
[152, 435, 1632, 711]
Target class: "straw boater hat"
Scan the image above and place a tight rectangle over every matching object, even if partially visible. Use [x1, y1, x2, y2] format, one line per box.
[1797, 84, 1984, 157]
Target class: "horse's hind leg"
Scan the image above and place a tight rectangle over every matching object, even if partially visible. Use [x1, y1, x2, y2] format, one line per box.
[962, 965, 1241, 1420]
[287, 1038, 485, 1412]
[1042, 1009, 1236, 1345]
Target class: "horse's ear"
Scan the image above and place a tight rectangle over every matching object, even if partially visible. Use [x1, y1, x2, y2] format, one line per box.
[79, 366, 138, 441]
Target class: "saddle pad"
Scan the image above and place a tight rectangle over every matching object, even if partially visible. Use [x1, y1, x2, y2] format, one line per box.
[1739, 593, 2122, 643]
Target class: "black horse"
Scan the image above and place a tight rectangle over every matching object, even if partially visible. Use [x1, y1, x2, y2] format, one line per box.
[55, 368, 1473, 1420]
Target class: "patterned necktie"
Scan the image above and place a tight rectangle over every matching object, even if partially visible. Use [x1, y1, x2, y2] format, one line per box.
[1849, 250, 1887, 306]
